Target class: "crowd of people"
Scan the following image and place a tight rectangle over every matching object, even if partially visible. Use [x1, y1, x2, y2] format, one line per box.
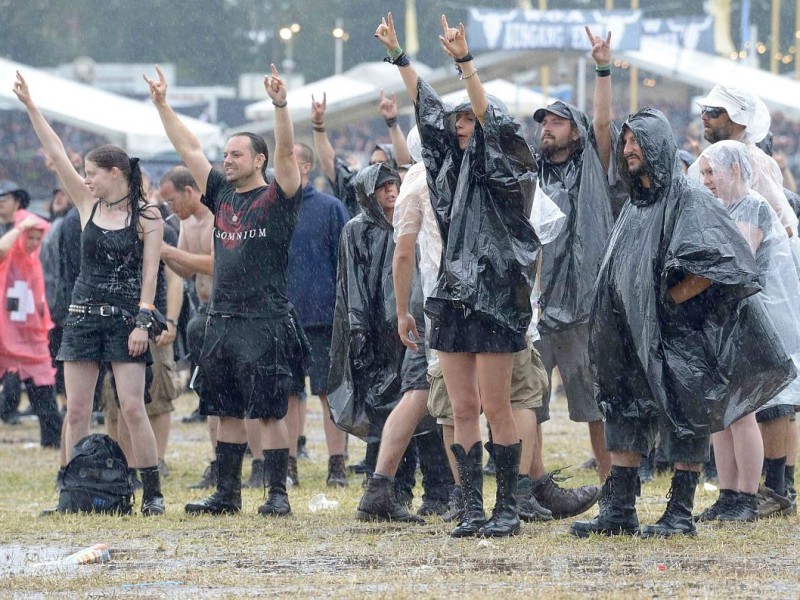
[2, 11, 800, 540]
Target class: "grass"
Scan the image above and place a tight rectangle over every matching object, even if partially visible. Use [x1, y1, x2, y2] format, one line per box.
[1, 389, 799, 598]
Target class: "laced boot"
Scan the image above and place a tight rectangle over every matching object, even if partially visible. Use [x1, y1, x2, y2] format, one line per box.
[441, 485, 464, 522]
[640, 470, 698, 538]
[187, 460, 218, 490]
[356, 473, 425, 523]
[140, 465, 165, 516]
[258, 449, 292, 516]
[757, 484, 792, 518]
[326, 455, 349, 487]
[185, 443, 245, 514]
[570, 466, 640, 537]
[532, 469, 601, 519]
[288, 455, 300, 487]
[243, 458, 265, 489]
[517, 475, 552, 522]
[717, 491, 759, 522]
[450, 442, 486, 538]
[693, 488, 737, 522]
[478, 442, 521, 537]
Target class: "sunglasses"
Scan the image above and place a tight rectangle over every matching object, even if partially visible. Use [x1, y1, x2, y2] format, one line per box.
[701, 106, 726, 119]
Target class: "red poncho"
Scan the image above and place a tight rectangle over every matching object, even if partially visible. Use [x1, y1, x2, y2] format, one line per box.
[0, 209, 55, 385]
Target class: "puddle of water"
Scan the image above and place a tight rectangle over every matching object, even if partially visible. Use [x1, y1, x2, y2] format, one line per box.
[0, 544, 109, 577]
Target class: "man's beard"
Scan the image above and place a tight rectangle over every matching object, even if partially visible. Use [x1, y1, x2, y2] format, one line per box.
[541, 137, 579, 160]
[703, 125, 728, 144]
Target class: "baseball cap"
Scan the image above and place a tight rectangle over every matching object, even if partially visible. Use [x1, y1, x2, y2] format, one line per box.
[375, 166, 401, 188]
[533, 101, 572, 124]
[0, 180, 22, 196]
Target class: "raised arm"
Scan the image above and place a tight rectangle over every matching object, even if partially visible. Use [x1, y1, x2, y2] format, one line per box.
[12, 72, 92, 211]
[586, 27, 613, 171]
[311, 92, 336, 182]
[160, 241, 214, 277]
[144, 66, 212, 195]
[375, 12, 420, 104]
[265, 64, 300, 198]
[379, 90, 412, 166]
[439, 16, 486, 125]
[0, 215, 40, 260]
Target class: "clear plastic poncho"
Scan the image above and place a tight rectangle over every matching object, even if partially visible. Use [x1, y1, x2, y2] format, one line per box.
[696, 140, 800, 409]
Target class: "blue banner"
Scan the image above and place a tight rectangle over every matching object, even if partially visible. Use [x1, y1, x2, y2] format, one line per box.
[466, 9, 643, 52]
[641, 16, 716, 53]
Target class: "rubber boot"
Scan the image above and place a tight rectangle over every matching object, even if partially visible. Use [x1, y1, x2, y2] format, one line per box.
[478, 442, 521, 537]
[185, 442, 245, 514]
[326, 455, 349, 487]
[532, 469, 601, 519]
[356, 473, 425, 523]
[640, 469, 698, 538]
[140, 465, 165, 516]
[258, 448, 292, 516]
[450, 442, 486, 538]
[570, 465, 640, 537]
[243, 458, 265, 488]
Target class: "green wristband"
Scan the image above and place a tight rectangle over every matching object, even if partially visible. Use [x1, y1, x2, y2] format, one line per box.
[388, 46, 403, 60]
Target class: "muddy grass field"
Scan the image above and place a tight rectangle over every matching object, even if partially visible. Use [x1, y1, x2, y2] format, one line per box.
[1, 389, 799, 598]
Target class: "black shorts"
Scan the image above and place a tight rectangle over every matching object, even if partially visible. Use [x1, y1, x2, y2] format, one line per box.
[305, 325, 333, 397]
[198, 314, 297, 420]
[428, 303, 526, 354]
[756, 404, 796, 422]
[604, 412, 710, 464]
[57, 312, 150, 364]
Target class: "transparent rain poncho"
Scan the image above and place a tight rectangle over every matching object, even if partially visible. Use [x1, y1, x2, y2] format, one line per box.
[696, 140, 800, 409]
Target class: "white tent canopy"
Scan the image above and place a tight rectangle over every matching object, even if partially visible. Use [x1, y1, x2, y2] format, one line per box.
[439, 79, 548, 118]
[0, 57, 222, 157]
[621, 38, 800, 120]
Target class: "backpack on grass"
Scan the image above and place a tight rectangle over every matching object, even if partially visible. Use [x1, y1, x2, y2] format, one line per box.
[58, 434, 133, 515]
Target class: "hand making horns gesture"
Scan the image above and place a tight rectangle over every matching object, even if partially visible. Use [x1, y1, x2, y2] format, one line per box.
[439, 15, 469, 60]
[264, 63, 287, 105]
[585, 26, 612, 66]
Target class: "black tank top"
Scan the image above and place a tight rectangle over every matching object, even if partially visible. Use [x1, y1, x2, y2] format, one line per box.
[70, 201, 143, 308]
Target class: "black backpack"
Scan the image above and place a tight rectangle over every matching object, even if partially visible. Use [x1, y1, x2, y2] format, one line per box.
[58, 434, 134, 515]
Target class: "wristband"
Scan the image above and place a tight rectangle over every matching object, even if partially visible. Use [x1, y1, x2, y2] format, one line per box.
[387, 46, 403, 60]
[138, 302, 155, 311]
[595, 63, 611, 71]
[385, 116, 397, 128]
[383, 52, 410, 67]
[313, 126, 327, 133]
[311, 119, 324, 126]
[460, 68, 479, 80]
[454, 53, 473, 64]
[272, 99, 287, 108]
[135, 309, 153, 330]
[596, 69, 611, 78]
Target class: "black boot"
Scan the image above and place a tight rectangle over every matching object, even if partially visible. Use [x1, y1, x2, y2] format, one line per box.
[185, 442, 245, 514]
[356, 473, 425, 523]
[243, 458, 265, 489]
[187, 460, 218, 489]
[441, 485, 464, 522]
[349, 440, 379, 474]
[478, 442, 521, 537]
[258, 448, 292, 516]
[450, 442, 486, 538]
[288, 455, 300, 487]
[517, 475, 552, 522]
[570, 466, 640, 537]
[718, 491, 759, 522]
[28, 383, 62, 448]
[640, 470, 698, 538]
[327, 455, 349, 487]
[140, 465, 165, 516]
[693, 488, 737, 522]
[532, 469, 601, 519]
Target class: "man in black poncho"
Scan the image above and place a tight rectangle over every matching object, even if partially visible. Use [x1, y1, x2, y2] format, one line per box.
[571, 108, 795, 538]
[532, 27, 616, 487]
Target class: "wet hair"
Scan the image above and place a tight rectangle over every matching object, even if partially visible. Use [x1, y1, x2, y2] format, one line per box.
[228, 132, 270, 178]
[294, 142, 315, 168]
[160, 165, 200, 192]
[85, 144, 157, 233]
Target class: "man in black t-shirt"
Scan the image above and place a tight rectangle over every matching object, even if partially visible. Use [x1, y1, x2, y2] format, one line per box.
[146, 64, 302, 517]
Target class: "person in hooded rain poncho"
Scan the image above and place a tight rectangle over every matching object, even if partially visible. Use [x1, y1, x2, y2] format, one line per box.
[0, 210, 63, 448]
[311, 90, 412, 218]
[571, 108, 795, 540]
[695, 140, 800, 520]
[531, 27, 618, 484]
[376, 12, 540, 538]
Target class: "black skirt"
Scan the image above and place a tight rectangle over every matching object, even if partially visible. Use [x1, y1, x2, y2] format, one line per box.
[428, 302, 526, 354]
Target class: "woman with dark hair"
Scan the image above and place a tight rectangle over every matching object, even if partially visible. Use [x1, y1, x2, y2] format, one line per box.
[13, 71, 165, 516]
[376, 14, 539, 537]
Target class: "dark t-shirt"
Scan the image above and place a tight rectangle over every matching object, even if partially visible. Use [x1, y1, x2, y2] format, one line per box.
[203, 169, 301, 316]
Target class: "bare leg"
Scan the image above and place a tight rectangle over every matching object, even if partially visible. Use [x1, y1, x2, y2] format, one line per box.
[217, 416, 247, 444]
[442, 424, 460, 485]
[320, 394, 346, 455]
[297, 396, 307, 445]
[438, 352, 480, 448]
[730, 414, 763, 494]
[589, 420, 611, 481]
[374, 389, 429, 476]
[611, 450, 642, 468]
[246, 418, 264, 457]
[63, 361, 100, 456]
[208, 416, 219, 453]
[761, 416, 790, 459]
[112, 362, 157, 467]
[787, 417, 798, 469]
[149, 412, 171, 462]
[529, 423, 547, 480]
[475, 353, 517, 445]
[711, 428, 737, 490]
[285, 395, 300, 458]
[513, 407, 537, 476]
[115, 409, 135, 466]
[262, 417, 290, 450]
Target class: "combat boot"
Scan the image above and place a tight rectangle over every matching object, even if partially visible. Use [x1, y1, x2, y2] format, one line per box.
[185, 443, 245, 514]
[640, 470, 698, 538]
[441, 485, 464, 522]
[717, 491, 759, 522]
[532, 468, 601, 519]
[356, 473, 424, 523]
[326, 454, 349, 487]
[450, 442, 486, 537]
[258, 448, 292, 516]
[140, 465, 165, 516]
[517, 475, 552, 522]
[693, 488, 737, 522]
[478, 442, 521, 537]
[243, 458, 265, 489]
[187, 460, 218, 490]
[570, 466, 640, 537]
